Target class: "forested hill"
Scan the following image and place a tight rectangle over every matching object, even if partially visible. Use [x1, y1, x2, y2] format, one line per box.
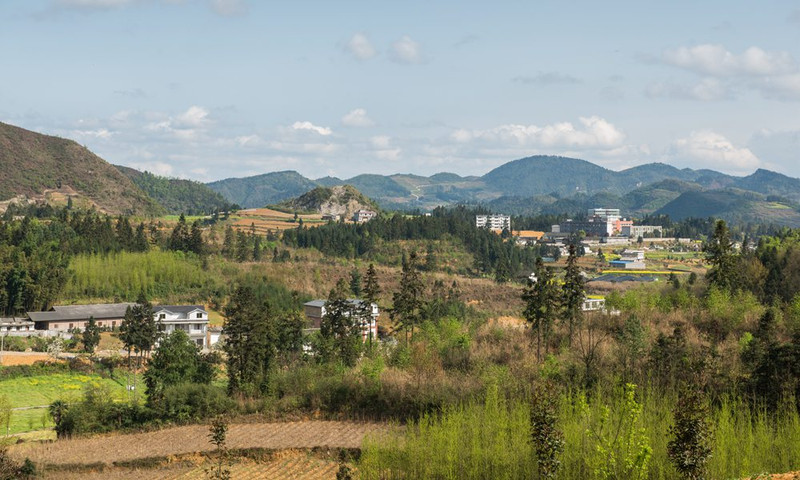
[116, 165, 236, 215]
[206, 171, 319, 208]
[0, 122, 163, 216]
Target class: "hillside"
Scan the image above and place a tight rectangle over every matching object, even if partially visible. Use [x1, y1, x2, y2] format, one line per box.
[205, 154, 800, 226]
[278, 185, 378, 218]
[206, 170, 318, 208]
[116, 165, 235, 215]
[0, 122, 162, 215]
[655, 189, 800, 226]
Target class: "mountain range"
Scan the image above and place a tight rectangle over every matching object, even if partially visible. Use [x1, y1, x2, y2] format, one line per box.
[2, 121, 800, 226]
[207, 155, 800, 226]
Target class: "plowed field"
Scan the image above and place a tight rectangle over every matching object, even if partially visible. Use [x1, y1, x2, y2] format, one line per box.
[41, 450, 342, 480]
[10, 421, 382, 467]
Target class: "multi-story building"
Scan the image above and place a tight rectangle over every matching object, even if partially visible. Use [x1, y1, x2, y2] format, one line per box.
[476, 214, 511, 231]
[153, 305, 210, 349]
[353, 210, 377, 223]
[304, 299, 379, 342]
[555, 216, 611, 237]
[622, 225, 663, 238]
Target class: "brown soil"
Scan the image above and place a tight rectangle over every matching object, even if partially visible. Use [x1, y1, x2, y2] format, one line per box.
[0, 352, 52, 366]
[10, 421, 384, 467]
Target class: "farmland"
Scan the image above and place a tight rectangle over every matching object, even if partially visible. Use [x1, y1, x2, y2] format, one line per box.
[0, 373, 129, 435]
[9, 421, 384, 479]
[231, 208, 327, 234]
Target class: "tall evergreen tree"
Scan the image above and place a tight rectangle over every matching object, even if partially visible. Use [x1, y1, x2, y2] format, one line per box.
[222, 226, 236, 259]
[703, 219, 738, 291]
[363, 263, 381, 306]
[189, 221, 205, 255]
[523, 257, 560, 362]
[562, 243, 585, 346]
[392, 251, 425, 342]
[81, 316, 101, 354]
[223, 283, 277, 396]
[321, 278, 362, 366]
[349, 268, 362, 298]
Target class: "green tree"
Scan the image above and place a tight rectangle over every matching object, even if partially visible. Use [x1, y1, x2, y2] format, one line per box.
[530, 382, 564, 480]
[81, 316, 101, 354]
[48, 400, 68, 438]
[562, 243, 585, 346]
[205, 416, 231, 480]
[391, 251, 425, 342]
[363, 263, 381, 306]
[144, 329, 216, 409]
[321, 278, 362, 366]
[703, 219, 738, 291]
[119, 293, 158, 401]
[668, 387, 713, 480]
[349, 267, 362, 298]
[523, 257, 560, 361]
[222, 283, 277, 396]
[222, 226, 235, 259]
[0, 396, 10, 437]
[189, 221, 205, 255]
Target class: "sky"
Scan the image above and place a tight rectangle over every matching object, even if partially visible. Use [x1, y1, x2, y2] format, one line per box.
[2, 0, 800, 182]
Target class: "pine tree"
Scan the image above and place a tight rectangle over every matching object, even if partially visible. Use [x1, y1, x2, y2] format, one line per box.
[523, 257, 560, 361]
[703, 219, 738, 290]
[321, 278, 362, 366]
[562, 243, 585, 346]
[189, 221, 204, 255]
[392, 251, 425, 342]
[349, 268, 362, 297]
[81, 316, 101, 354]
[223, 283, 277, 396]
[222, 226, 235, 259]
[363, 263, 381, 306]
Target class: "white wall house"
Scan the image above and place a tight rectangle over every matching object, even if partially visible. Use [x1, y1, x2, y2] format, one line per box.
[153, 305, 210, 349]
[476, 214, 511, 231]
[304, 299, 379, 342]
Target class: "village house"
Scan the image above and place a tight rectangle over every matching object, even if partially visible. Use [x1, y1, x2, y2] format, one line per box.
[28, 303, 134, 332]
[0, 317, 35, 335]
[353, 209, 377, 223]
[303, 299, 379, 342]
[27, 303, 213, 348]
[476, 214, 511, 232]
[153, 305, 210, 349]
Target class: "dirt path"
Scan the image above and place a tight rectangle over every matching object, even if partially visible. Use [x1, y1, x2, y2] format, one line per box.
[9, 421, 385, 466]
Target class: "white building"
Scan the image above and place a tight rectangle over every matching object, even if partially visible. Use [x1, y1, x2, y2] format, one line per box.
[622, 225, 663, 238]
[353, 210, 377, 223]
[0, 317, 35, 335]
[153, 305, 210, 349]
[476, 214, 511, 231]
[304, 299, 379, 342]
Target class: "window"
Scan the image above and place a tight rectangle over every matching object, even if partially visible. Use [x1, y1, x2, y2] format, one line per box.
[196, 313, 203, 319]
[112, 321, 116, 327]
[159, 313, 166, 320]
[69, 323, 74, 329]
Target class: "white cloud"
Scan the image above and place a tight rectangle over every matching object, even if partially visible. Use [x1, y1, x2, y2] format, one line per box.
[130, 161, 174, 177]
[71, 128, 115, 139]
[55, 0, 132, 8]
[645, 78, 731, 101]
[756, 73, 800, 100]
[210, 0, 247, 17]
[662, 44, 797, 77]
[370, 136, 391, 148]
[670, 131, 761, 174]
[344, 33, 376, 60]
[341, 108, 374, 127]
[175, 106, 209, 128]
[513, 72, 581, 86]
[390, 35, 423, 64]
[291, 121, 332, 136]
[453, 116, 625, 149]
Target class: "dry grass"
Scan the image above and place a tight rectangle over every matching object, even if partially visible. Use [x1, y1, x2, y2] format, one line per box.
[10, 421, 384, 467]
[0, 352, 53, 366]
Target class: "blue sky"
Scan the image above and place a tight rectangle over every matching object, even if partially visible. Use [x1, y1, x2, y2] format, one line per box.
[2, 0, 799, 181]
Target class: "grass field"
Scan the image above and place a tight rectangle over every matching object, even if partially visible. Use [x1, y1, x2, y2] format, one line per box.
[0, 373, 129, 435]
